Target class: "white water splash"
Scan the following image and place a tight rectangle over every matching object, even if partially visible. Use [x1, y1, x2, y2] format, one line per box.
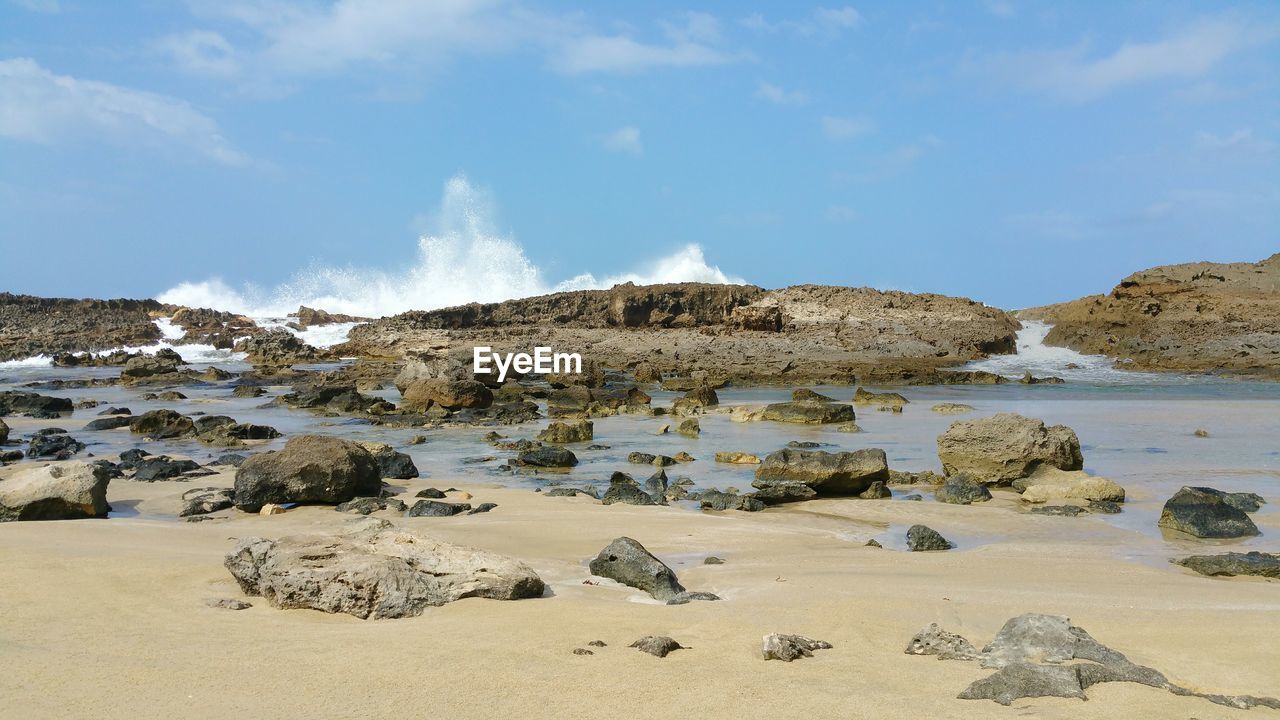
[157, 176, 742, 319]
[963, 320, 1179, 384]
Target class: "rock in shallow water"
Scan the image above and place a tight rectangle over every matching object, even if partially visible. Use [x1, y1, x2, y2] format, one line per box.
[906, 524, 952, 551]
[936, 413, 1082, 484]
[934, 474, 991, 504]
[760, 401, 855, 425]
[752, 448, 889, 503]
[1157, 486, 1260, 539]
[233, 435, 382, 512]
[223, 521, 544, 619]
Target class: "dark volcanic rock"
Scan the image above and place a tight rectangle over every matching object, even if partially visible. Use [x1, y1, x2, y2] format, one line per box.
[180, 487, 234, 517]
[0, 390, 73, 417]
[698, 489, 765, 512]
[408, 500, 471, 517]
[84, 416, 132, 431]
[906, 524, 953, 551]
[515, 446, 578, 468]
[234, 328, 320, 365]
[752, 448, 889, 503]
[336, 497, 408, 515]
[1157, 486, 1260, 538]
[589, 537, 686, 602]
[129, 409, 195, 439]
[233, 435, 382, 512]
[133, 456, 203, 482]
[0, 293, 163, 361]
[26, 431, 86, 458]
[1174, 552, 1280, 579]
[357, 442, 419, 480]
[601, 472, 657, 506]
[934, 474, 992, 505]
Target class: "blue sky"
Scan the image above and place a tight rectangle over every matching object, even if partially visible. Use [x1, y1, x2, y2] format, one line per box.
[1, 1, 1277, 312]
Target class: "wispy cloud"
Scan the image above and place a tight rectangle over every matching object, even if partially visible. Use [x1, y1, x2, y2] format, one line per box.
[551, 12, 741, 74]
[822, 115, 874, 141]
[0, 57, 249, 166]
[741, 6, 862, 37]
[1194, 128, 1275, 154]
[966, 15, 1274, 102]
[166, 2, 742, 80]
[8, 0, 60, 13]
[755, 81, 809, 105]
[601, 126, 642, 155]
[155, 30, 241, 77]
[826, 205, 857, 222]
[834, 135, 942, 182]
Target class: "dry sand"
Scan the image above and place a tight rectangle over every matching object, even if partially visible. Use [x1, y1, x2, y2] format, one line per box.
[1, 467, 1277, 720]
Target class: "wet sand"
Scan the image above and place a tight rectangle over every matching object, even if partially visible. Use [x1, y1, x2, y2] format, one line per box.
[1, 468, 1277, 719]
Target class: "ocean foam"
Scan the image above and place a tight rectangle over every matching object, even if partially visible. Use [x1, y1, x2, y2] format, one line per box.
[156, 175, 742, 319]
[963, 321, 1180, 384]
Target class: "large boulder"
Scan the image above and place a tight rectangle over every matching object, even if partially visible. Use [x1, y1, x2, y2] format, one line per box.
[937, 414, 1082, 484]
[233, 328, 319, 365]
[233, 435, 382, 512]
[400, 378, 493, 411]
[760, 401, 855, 425]
[1013, 467, 1126, 504]
[224, 521, 544, 618]
[1157, 486, 1260, 539]
[119, 350, 190, 386]
[0, 462, 111, 521]
[752, 448, 888, 503]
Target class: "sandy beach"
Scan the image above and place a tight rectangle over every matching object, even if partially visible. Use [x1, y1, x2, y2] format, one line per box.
[2, 466, 1277, 720]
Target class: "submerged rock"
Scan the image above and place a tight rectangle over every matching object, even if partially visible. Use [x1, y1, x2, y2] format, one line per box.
[233, 435, 382, 512]
[1014, 467, 1126, 504]
[931, 403, 974, 414]
[1157, 486, 1260, 539]
[853, 387, 908, 407]
[760, 401, 855, 425]
[1174, 552, 1280, 579]
[0, 462, 111, 521]
[714, 451, 760, 464]
[223, 521, 545, 619]
[536, 419, 593, 444]
[761, 634, 833, 662]
[937, 413, 1082, 484]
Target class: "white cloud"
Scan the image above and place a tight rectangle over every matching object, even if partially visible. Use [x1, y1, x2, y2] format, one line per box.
[9, 0, 60, 13]
[969, 16, 1273, 102]
[755, 81, 809, 104]
[170, 2, 741, 79]
[0, 57, 248, 166]
[822, 115, 873, 141]
[601, 126, 642, 155]
[738, 6, 862, 37]
[156, 30, 241, 77]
